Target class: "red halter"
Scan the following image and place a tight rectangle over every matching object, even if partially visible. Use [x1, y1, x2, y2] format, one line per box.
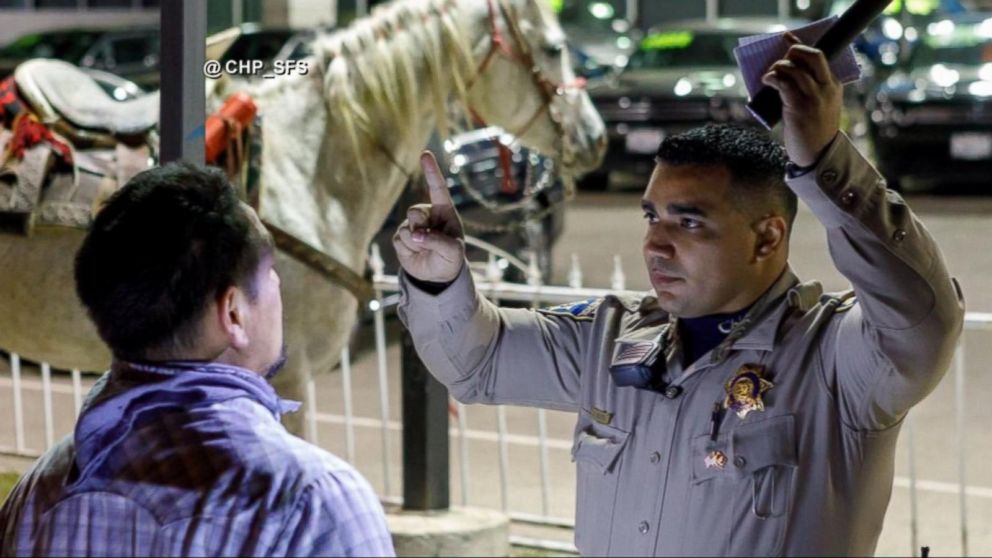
[467, 0, 587, 193]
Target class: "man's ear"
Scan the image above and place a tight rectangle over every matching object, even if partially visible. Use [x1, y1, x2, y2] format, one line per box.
[753, 215, 788, 262]
[217, 285, 251, 350]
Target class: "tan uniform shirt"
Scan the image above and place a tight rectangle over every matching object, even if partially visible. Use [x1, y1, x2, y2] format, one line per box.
[398, 133, 965, 556]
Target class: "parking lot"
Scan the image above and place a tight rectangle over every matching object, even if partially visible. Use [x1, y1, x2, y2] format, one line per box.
[2, 1, 992, 554]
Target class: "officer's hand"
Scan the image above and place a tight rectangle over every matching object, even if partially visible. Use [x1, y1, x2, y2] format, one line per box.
[393, 151, 466, 283]
[760, 33, 842, 167]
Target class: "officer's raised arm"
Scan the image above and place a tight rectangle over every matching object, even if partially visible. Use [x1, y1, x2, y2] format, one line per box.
[763, 34, 965, 430]
[394, 151, 586, 410]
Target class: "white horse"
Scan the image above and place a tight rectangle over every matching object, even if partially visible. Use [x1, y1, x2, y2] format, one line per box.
[0, 0, 606, 434]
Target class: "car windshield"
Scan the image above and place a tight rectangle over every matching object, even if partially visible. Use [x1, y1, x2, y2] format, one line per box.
[910, 23, 992, 67]
[555, 0, 625, 32]
[0, 31, 101, 61]
[626, 31, 743, 69]
[222, 30, 296, 63]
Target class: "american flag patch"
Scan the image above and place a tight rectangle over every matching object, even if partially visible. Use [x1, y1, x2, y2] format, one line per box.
[612, 340, 660, 367]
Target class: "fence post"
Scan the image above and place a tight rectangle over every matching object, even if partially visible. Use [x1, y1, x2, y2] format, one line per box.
[401, 330, 450, 510]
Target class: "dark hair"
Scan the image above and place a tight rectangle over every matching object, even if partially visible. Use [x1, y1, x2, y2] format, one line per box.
[74, 162, 273, 361]
[655, 124, 796, 228]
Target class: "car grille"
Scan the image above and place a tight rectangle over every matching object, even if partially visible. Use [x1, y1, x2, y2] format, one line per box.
[898, 100, 992, 126]
[595, 98, 711, 123]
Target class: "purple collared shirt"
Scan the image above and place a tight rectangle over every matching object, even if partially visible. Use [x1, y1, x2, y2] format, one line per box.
[0, 361, 395, 557]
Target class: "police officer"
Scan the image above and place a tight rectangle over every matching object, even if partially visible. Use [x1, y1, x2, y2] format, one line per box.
[392, 35, 964, 556]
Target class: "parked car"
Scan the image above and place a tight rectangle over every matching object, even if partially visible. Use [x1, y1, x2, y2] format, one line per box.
[0, 27, 160, 90]
[371, 126, 566, 284]
[209, 23, 323, 81]
[868, 15, 992, 189]
[556, 0, 638, 70]
[582, 18, 793, 189]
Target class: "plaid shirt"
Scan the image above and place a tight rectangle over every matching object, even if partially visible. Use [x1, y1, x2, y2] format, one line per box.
[0, 361, 394, 557]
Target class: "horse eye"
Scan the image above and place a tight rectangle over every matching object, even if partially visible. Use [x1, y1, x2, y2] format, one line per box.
[543, 43, 564, 57]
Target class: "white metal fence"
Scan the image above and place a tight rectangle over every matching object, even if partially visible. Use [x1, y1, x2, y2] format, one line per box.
[2, 246, 990, 556]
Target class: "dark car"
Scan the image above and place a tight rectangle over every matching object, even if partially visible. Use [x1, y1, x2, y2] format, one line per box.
[556, 0, 638, 70]
[0, 27, 160, 90]
[371, 126, 566, 284]
[210, 23, 322, 80]
[868, 15, 992, 189]
[582, 18, 793, 189]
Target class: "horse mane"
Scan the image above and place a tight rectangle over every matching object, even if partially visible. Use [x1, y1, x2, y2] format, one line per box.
[305, 0, 480, 182]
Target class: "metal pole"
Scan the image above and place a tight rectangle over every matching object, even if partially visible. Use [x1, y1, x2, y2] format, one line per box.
[907, 415, 919, 557]
[305, 378, 319, 445]
[706, 0, 719, 22]
[340, 347, 356, 464]
[536, 409, 551, 516]
[71, 369, 83, 417]
[456, 401, 470, 506]
[954, 340, 969, 556]
[496, 406, 511, 513]
[486, 268, 511, 514]
[232, 0, 244, 26]
[11, 353, 25, 453]
[159, 1, 206, 164]
[41, 362, 54, 450]
[373, 289, 393, 497]
[400, 330, 450, 510]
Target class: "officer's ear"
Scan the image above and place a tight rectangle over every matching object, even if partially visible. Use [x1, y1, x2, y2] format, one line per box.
[752, 215, 787, 262]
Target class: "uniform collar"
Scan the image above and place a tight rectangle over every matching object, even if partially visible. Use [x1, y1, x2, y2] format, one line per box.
[724, 267, 823, 354]
[708, 267, 802, 359]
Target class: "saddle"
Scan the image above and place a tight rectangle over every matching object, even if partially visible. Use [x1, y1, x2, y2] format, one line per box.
[0, 60, 160, 233]
[15, 59, 159, 137]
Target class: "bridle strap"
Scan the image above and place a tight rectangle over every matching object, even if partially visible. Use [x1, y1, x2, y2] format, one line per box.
[467, 0, 588, 159]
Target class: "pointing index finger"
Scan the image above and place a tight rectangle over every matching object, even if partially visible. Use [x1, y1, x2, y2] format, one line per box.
[422, 151, 453, 213]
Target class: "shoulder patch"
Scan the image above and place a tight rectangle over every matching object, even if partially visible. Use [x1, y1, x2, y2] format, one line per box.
[538, 297, 602, 320]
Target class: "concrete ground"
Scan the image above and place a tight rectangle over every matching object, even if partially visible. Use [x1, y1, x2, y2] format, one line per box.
[2, 186, 990, 557]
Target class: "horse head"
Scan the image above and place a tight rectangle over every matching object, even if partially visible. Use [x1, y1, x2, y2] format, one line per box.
[462, 0, 607, 178]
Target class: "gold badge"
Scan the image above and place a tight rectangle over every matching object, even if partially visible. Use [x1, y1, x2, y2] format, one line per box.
[705, 450, 728, 470]
[723, 364, 773, 419]
[590, 407, 613, 425]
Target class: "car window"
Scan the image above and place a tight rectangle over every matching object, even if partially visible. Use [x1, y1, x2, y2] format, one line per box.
[222, 31, 295, 63]
[555, 0, 626, 32]
[109, 36, 157, 66]
[0, 31, 101, 62]
[911, 23, 992, 67]
[628, 31, 743, 69]
[287, 39, 314, 60]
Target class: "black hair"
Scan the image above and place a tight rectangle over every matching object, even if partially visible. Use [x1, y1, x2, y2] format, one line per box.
[74, 162, 273, 361]
[655, 124, 796, 228]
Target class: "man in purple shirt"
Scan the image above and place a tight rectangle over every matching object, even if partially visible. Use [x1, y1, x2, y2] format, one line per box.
[0, 163, 395, 557]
